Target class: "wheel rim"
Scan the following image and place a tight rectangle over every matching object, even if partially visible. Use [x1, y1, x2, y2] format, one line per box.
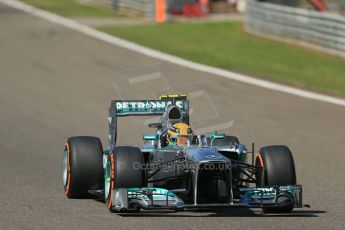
[63, 148, 68, 187]
[104, 159, 111, 199]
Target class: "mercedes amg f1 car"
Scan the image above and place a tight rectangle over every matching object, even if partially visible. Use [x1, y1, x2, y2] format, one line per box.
[63, 94, 304, 213]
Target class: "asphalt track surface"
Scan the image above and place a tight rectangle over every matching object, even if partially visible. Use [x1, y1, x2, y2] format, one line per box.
[1, 3, 345, 230]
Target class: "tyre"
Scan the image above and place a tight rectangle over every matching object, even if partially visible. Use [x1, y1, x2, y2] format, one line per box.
[105, 146, 145, 211]
[256, 145, 296, 213]
[63, 136, 103, 198]
[210, 135, 240, 146]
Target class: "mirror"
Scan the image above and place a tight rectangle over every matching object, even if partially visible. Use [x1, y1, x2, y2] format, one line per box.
[209, 133, 225, 140]
[143, 134, 159, 141]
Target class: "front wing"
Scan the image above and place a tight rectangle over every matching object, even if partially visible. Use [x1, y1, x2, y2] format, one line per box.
[109, 185, 303, 212]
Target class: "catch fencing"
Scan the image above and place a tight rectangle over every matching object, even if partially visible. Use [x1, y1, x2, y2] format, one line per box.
[245, 0, 345, 58]
[93, 0, 155, 19]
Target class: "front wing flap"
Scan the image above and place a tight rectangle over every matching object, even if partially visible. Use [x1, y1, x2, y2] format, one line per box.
[239, 185, 303, 208]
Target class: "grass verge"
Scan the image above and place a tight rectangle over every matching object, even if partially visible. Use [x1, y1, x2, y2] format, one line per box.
[20, 0, 345, 96]
[100, 21, 345, 96]
[21, 0, 125, 17]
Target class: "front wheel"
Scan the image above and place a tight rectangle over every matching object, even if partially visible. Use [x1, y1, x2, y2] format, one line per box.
[105, 146, 145, 212]
[256, 145, 296, 213]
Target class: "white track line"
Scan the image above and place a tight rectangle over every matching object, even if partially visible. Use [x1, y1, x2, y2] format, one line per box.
[2, 0, 345, 107]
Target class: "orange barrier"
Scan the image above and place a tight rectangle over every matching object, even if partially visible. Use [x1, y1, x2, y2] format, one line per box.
[199, 0, 209, 16]
[155, 0, 166, 23]
[308, 0, 328, 11]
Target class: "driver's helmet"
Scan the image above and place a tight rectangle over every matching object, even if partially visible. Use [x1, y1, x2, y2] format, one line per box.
[167, 123, 193, 146]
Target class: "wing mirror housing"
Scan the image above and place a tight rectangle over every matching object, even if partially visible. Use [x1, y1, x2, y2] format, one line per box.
[143, 134, 159, 141]
[209, 133, 225, 140]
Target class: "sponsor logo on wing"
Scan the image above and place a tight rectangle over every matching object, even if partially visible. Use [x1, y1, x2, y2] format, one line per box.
[116, 101, 184, 110]
[255, 187, 275, 194]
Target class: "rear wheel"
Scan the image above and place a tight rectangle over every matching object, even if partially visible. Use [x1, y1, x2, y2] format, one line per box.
[256, 145, 296, 213]
[105, 146, 145, 211]
[63, 136, 103, 198]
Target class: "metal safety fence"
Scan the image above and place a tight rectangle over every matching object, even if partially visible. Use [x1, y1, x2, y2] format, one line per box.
[245, 0, 345, 58]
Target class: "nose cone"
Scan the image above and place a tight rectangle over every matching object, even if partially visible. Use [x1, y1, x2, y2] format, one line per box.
[188, 147, 230, 162]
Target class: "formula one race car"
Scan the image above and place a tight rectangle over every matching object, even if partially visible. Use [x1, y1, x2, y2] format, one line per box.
[63, 94, 304, 213]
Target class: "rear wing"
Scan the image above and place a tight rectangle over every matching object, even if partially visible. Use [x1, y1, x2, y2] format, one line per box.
[108, 95, 189, 147]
